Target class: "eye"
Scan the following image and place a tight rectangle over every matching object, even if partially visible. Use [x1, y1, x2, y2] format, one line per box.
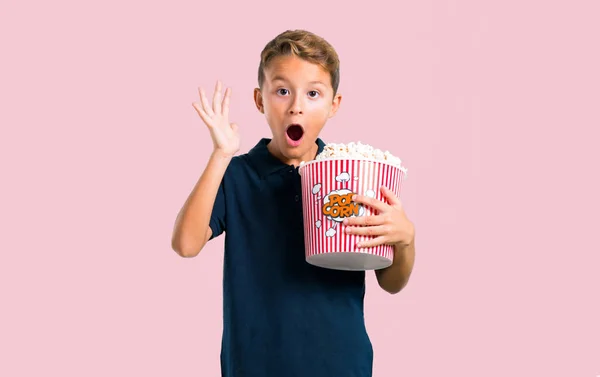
[308, 90, 319, 98]
[277, 88, 289, 96]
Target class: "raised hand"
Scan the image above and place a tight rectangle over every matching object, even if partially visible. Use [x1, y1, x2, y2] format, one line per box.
[192, 80, 240, 157]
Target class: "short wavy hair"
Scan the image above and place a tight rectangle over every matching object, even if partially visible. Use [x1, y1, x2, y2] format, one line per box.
[258, 29, 340, 97]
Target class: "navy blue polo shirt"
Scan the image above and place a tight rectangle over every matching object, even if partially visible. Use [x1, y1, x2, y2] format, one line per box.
[209, 137, 373, 377]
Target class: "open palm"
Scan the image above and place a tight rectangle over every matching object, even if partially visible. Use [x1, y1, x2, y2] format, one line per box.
[192, 80, 240, 156]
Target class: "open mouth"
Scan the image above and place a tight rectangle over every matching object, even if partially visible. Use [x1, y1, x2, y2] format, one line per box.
[286, 124, 304, 141]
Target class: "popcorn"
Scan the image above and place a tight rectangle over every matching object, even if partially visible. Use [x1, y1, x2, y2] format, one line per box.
[313, 142, 407, 173]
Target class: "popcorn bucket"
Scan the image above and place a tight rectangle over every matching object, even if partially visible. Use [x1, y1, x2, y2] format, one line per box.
[299, 158, 406, 271]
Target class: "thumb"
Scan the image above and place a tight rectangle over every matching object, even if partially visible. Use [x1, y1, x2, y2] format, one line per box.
[230, 123, 238, 132]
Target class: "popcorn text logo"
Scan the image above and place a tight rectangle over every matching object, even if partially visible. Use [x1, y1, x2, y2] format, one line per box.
[322, 190, 361, 221]
[310, 171, 367, 237]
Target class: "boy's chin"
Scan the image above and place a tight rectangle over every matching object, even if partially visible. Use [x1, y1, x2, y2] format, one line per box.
[272, 135, 314, 158]
[282, 134, 313, 150]
[287, 141, 319, 159]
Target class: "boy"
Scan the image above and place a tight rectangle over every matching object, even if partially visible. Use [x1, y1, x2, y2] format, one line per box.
[172, 29, 416, 377]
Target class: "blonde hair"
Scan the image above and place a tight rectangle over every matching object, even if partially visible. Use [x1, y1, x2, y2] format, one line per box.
[258, 29, 340, 97]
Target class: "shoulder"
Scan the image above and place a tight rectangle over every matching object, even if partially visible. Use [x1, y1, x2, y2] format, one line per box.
[225, 152, 252, 174]
[220, 151, 259, 187]
[224, 139, 270, 177]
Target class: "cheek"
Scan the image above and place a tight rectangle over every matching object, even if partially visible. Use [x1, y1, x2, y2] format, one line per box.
[264, 96, 287, 113]
[307, 102, 331, 119]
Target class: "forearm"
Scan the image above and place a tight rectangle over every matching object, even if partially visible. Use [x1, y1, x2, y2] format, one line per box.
[375, 238, 416, 294]
[171, 150, 232, 257]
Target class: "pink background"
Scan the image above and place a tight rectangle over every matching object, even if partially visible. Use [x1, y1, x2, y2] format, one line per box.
[1, 0, 599, 376]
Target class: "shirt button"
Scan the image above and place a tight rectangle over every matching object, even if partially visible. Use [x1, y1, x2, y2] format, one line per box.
[295, 195, 299, 202]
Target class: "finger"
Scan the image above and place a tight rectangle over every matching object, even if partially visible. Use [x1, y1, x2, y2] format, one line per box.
[356, 236, 387, 249]
[352, 194, 388, 213]
[381, 186, 401, 206]
[343, 214, 385, 227]
[192, 102, 211, 125]
[230, 122, 238, 133]
[345, 224, 388, 237]
[222, 87, 231, 117]
[213, 80, 222, 114]
[199, 87, 215, 117]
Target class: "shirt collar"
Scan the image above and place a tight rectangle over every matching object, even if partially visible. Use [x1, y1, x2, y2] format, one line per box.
[247, 137, 326, 178]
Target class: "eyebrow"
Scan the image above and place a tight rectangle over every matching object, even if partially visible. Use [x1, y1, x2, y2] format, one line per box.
[271, 76, 327, 87]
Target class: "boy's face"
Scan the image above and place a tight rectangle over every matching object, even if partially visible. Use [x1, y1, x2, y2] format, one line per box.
[254, 54, 342, 166]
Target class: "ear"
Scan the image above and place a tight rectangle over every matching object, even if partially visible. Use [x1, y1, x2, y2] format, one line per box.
[328, 93, 342, 118]
[253, 87, 264, 114]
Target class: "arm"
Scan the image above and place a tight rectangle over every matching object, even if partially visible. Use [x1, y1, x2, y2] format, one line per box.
[171, 80, 240, 258]
[171, 150, 232, 257]
[344, 186, 416, 294]
[375, 235, 415, 294]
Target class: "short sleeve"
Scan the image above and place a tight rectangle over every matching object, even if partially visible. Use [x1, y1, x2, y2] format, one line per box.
[208, 176, 226, 240]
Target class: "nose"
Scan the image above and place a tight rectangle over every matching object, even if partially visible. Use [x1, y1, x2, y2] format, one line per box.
[289, 95, 303, 115]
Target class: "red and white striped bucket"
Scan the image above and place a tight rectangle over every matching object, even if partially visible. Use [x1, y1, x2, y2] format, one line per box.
[299, 158, 406, 271]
